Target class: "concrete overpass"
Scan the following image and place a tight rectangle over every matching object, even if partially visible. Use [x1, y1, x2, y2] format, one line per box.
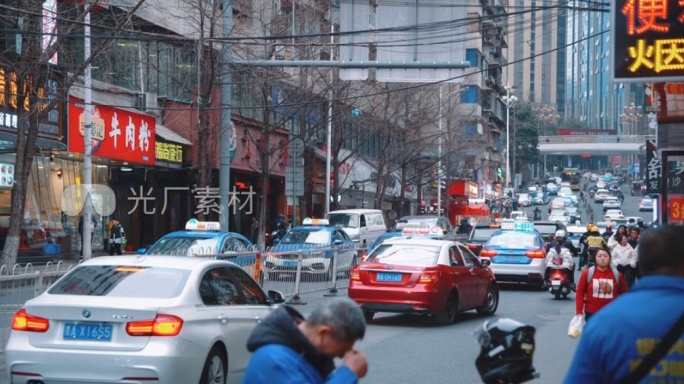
[538, 135, 652, 155]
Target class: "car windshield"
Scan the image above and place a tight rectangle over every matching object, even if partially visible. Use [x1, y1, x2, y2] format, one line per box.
[487, 232, 539, 248]
[280, 229, 330, 245]
[533, 224, 557, 235]
[48, 266, 190, 298]
[470, 227, 498, 241]
[369, 235, 400, 251]
[519, 194, 529, 199]
[550, 210, 566, 216]
[366, 244, 440, 266]
[327, 213, 358, 227]
[146, 236, 220, 255]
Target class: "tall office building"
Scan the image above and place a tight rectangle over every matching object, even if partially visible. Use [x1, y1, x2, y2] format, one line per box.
[505, 0, 567, 115]
[565, 1, 642, 132]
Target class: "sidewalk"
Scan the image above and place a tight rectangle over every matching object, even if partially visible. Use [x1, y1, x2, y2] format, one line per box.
[0, 289, 349, 383]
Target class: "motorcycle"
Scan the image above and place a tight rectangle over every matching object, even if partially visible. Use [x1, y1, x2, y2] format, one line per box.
[585, 246, 600, 268]
[269, 230, 287, 246]
[548, 266, 572, 300]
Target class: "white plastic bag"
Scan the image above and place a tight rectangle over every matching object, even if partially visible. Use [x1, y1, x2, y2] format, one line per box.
[568, 315, 585, 339]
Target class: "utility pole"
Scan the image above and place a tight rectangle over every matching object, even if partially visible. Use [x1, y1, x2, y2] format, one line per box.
[83, 2, 93, 259]
[219, 0, 234, 231]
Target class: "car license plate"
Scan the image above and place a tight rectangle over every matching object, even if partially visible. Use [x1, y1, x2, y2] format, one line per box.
[63, 323, 113, 341]
[283, 261, 298, 268]
[551, 280, 561, 286]
[376, 272, 402, 282]
[498, 256, 525, 264]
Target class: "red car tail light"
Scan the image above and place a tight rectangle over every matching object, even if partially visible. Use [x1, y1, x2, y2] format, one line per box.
[11, 309, 49, 333]
[126, 314, 183, 337]
[466, 244, 478, 249]
[350, 267, 361, 281]
[526, 250, 546, 258]
[480, 249, 497, 257]
[418, 270, 440, 284]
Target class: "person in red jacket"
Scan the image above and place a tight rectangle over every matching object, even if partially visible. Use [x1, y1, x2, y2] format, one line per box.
[575, 246, 628, 321]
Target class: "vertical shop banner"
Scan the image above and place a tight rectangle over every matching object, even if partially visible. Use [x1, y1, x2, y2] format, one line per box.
[646, 140, 684, 193]
[68, 96, 155, 165]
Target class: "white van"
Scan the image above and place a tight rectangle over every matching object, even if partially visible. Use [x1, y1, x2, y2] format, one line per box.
[326, 209, 387, 249]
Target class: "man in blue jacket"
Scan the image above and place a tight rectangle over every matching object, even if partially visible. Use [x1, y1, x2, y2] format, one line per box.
[242, 298, 368, 383]
[564, 225, 684, 383]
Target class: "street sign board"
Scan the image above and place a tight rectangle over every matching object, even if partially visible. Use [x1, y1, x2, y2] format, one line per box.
[646, 139, 684, 193]
[374, 0, 467, 82]
[285, 163, 305, 196]
[611, 0, 684, 82]
[339, 0, 370, 81]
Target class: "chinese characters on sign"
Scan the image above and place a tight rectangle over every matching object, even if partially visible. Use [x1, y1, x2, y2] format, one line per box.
[646, 139, 684, 192]
[614, 0, 684, 81]
[668, 196, 684, 221]
[155, 141, 183, 163]
[68, 96, 156, 165]
[127, 186, 256, 215]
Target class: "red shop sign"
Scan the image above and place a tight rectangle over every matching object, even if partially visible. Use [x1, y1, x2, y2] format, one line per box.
[68, 96, 155, 165]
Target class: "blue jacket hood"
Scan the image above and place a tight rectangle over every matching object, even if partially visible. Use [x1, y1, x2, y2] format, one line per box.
[246, 305, 336, 378]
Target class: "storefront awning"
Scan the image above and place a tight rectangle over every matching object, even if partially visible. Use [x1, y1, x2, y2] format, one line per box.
[0, 132, 67, 151]
[156, 124, 192, 145]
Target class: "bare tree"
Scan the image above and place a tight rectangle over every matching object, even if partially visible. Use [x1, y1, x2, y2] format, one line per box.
[0, 0, 146, 266]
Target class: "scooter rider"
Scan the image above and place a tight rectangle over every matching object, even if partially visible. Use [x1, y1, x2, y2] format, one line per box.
[533, 206, 542, 221]
[271, 214, 288, 240]
[458, 218, 473, 235]
[578, 224, 593, 266]
[582, 225, 607, 269]
[542, 231, 576, 291]
[602, 225, 614, 242]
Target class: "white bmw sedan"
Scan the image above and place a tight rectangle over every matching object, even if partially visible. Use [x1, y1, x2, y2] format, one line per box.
[4, 256, 285, 384]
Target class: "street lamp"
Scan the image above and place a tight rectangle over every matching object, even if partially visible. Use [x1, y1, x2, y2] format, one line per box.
[619, 103, 642, 136]
[538, 105, 560, 135]
[502, 84, 518, 189]
[619, 103, 643, 177]
[537, 105, 560, 176]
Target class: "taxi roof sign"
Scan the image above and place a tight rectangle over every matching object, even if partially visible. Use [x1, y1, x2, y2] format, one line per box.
[185, 219, 221, 231]
[302, 218, 330, 226]
[401, 225, 443, 237]
[500, 219, 535, 233]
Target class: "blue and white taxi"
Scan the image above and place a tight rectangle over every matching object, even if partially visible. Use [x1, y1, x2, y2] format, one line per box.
[265, 218, 356, 280]
[478, 220, 547, 287]
[139, 219, 262, 282]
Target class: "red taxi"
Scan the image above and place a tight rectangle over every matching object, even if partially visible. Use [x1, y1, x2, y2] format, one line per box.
[348, 236, 499, 325]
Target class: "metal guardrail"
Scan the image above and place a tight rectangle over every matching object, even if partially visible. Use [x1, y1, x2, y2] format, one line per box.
[0, 262, 78, 359]
[539, 135, 653, 144]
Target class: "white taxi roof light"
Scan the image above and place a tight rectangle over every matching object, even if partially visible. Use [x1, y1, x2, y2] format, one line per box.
[302, 218, 329, 226]
[401, 226, 442, 236]
[185, 219, 221, 231]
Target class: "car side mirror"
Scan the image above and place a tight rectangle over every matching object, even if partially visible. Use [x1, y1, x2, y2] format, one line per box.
[267, 290, 285, 304]
[333, 239, 343, 246]
[480, 259, 491, 267]
[137, 248, 146, 255]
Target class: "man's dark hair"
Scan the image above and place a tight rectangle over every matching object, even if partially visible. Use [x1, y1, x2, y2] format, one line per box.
[306, 298, 366, 343]
[638, 226, 684, 276]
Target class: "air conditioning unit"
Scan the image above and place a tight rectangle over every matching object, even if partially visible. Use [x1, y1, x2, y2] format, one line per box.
[135, 92, 158, 115]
